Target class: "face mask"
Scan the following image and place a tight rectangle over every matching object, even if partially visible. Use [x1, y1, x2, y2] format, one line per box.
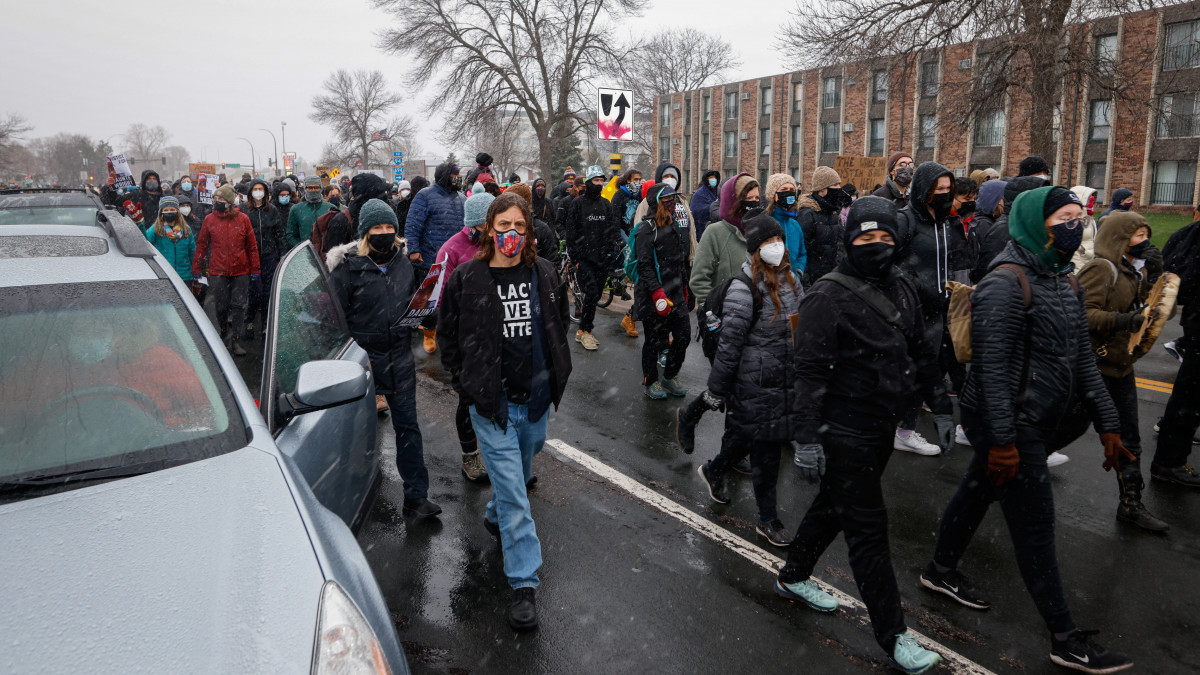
[328, 195, 342, 208]
[306, 190, 322, 203]
[495, 230, 524, 257]
[893, 166, 914, 187]
[708, 178, 718, 188]
[830, 189, 852, 209]
[400, 189, 411, 199]
[1128, 240, 1151, 258]
[663, 176, 679, 189]
[848, 241, 895, 279]
[278, 194, 290, 205]
[929, 192, 954, 220]
[627, 180, 642, 194]
[213, 201, 228, 213]
[535, 187, 546, 197]
[251, 189, 265, 201]
[760, 241, 786, 267]
[180, 205, 192, 217]
[161, 210, 177, 222]
[958, 200, 976, 218]
[181, 181, 192, 192]
[585, 182, 603, 198]
[450, 176, 463, 191]
[468, 227, 483, 243]
[1048, 218, 1085, 256]
[69, 334, 114, 365]
[1116, 203, 1131, 211]
[776, 190, 797, 208]
[367, 232, 396, 254]
[145, 180, 159, 192]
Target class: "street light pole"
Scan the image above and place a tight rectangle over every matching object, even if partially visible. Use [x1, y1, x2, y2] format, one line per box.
[259, 128, 279, 177]
[281, 122, 287, 166]
[237, 137, 256, 176]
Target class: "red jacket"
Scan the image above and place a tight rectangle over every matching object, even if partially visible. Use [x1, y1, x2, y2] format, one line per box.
[193, 209, 261, 277]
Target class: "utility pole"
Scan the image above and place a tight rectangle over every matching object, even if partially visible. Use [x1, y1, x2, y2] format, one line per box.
[237, 137, 257, 177]
[260, 128, 279, 177]
[281, 121, 288, 170]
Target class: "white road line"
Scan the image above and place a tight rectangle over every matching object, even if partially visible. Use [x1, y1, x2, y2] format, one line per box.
[545, 438, 996, 675]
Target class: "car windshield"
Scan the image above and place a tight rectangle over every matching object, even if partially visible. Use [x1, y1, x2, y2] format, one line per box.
[0, 205, 99, 226]
[0, 279, 247, 501]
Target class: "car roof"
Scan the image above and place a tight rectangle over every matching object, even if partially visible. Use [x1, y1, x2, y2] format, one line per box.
[0, 214, 160, 288]
[0, 188, 104, 210]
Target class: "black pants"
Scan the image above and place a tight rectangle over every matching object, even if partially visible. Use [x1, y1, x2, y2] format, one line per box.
[384, 373, 429, 502]
[708, 425, 783, 521]
[641, 306, 690, 384]
[779, 421, 905, 652]
[932, 409, 1076, 635]
[942, 326, 967, 394]
[246, 254, 278, 329]
[1102, 372, 1143, 490]
[575, 259, 606, 333]
[456, 392, 478, 453]
[210, 275, 249, 341]
[1154, 337, 1199, 469]
[899, 314, 945, 429]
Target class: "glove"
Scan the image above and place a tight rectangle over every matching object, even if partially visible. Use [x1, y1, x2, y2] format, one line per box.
[123, 199, 143, 224]
[700, 389, 726, 412]
[1101, 432, 1136, 472]
[1114, 311, 1145, 331]
[987, 442, 1020, 486]
[793, 442, 825, 485]
[933, 414, 955, 452]
[250, 273, 261, 281]
[653, 288, 672, 316]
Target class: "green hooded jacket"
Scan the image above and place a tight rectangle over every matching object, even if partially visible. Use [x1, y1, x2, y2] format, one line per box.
[1008, 185, 1074, 274]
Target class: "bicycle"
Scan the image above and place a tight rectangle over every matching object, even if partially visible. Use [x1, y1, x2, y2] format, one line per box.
[563, 244, 631, 323]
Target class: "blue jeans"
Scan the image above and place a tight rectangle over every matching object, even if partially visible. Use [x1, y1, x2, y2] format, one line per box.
[470, 403, 547, 590]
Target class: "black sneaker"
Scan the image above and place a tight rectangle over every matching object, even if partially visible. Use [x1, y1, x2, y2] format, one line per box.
[1152, 463, 1200, 488]
[484, 517, 500, 538]
[1050, 629, 1132, 673]
[697, 463, 730, 504]
[402, 498, 442, 519]
[509, 588, 538, 631]
[675, 407, 697, 455]
[526, 475, 538, 490]
[732, 457, 752, 475]
[919, 562, 991, 610]
[756, 519, 792, 547]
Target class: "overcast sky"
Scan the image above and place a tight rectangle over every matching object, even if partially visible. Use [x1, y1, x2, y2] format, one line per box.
[2, 0, 780, 168]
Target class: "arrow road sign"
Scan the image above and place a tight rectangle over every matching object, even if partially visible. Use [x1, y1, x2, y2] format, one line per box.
[597, 87, 634, 142]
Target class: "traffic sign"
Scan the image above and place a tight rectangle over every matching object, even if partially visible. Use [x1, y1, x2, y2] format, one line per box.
[392, 156, 404, 166]
[393, 151, 403, 158]
[393, 167, 404, 180]
[597, 87, 634, 141]
[225, 163, 241, 169]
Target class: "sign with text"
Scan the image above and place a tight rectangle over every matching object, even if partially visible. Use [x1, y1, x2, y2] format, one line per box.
[196, 173, 217, 205]
[597, 87, 634, 141]
[106, 153, 135, 189]
[833, 155, 890, 193]
[396, 255, 448, 329]
[188, 163, 217, 180]
[282, 152, 296, 173]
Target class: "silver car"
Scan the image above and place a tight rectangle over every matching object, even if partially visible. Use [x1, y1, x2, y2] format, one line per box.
[0, 211, 408, 673]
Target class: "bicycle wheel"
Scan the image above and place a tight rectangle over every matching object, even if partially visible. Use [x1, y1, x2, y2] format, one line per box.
[596, 279, 615, 308]
[566, 267, 582, 323]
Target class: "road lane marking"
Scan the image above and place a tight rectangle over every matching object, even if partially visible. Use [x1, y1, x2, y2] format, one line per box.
[1135, 377, 1174, 394]
[545, 438, 996, 675]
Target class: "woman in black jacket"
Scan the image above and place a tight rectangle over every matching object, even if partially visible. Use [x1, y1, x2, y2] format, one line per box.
[328, 199, 439, 521]
[437, 191, 571, 633]
[243, 179, 288, 337]
[796, 166, 848, 285]
[635, 184, 692, 399]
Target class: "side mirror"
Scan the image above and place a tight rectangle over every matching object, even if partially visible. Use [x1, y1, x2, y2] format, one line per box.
[278, 360, 370, 420]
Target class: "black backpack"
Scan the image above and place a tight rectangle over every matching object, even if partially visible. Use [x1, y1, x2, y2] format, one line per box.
[698, 272, 762, 362]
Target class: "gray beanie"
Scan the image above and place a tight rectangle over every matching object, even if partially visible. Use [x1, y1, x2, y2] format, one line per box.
[357, 198, 398, 238]
[463, 192, 495, 228]
[303, 175, 321, 189]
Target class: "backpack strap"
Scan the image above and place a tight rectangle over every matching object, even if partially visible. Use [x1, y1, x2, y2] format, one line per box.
[823, 272, 905, 333]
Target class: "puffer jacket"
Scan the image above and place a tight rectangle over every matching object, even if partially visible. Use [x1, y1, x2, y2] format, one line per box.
[242, 180, 289, 259]
[770, 207, 807, 276]
[690, 170, 721, 239]
[143, 223, 197, 282]
[795, 193, 841, 284]
[708, 262, 802, 440]
[1078, 211, 1152, 377]
[192, 208, 260, 278]
[959, 241, 1120, 446]
[327, 240, 416, 395]
[895, 161, 956, 317]
[434, 226, 483, 283]
[969, 212, 1007, 283]
[634, 214, 692, 318]
[404, 172, 466, 265]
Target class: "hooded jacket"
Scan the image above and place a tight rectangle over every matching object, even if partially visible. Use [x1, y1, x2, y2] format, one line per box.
[690, 170, 721, 239]
[959, 186, 1120, 446]
[242, 179, 288, 259]
[690, 172, 752, 304]
[193, 206, 261, 278]
[271, 181, 295, 228]
[895, 161, 956, 317]
[1069, 186, 1100, 269]
[143, 218, 197, 282]
[394, 175, 429, 229]
[634, 186, 692, 317]
[1077, 211, 1152, 377]
[1100, 188, 1134, 219]
[565, 183, 618, 265]
[404, 166, 466, 265]
[532, 178, 555, 227]
[795, 191, 841, 285]
[102, 169, 164, 225]
[610, 179, 642, 234]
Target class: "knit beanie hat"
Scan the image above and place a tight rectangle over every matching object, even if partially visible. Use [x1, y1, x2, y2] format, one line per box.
[357, 198, 398, 238]
[843, 196, 899, 248]
[283, 178, 297, 193]
[215, 184, 238, 207]
[303, 176, 321, 189]
[506, 182, 533, 206]
[887, 151, 913, 173]
[810, 166, 841, 194]
[1042, 186, 1082, 219]
[463, 192, 496, 228]
[563, 166, 576, 178]
[743, 212, 785, 254]
[764, 173, 796, 202]
[1018, 155, 1051, 177]
[157, 196, 179, 213]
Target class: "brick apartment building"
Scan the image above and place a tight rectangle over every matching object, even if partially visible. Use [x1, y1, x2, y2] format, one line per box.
[653, 1, 1200, 212]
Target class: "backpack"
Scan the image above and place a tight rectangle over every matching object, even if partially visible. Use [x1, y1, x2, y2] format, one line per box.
[624, 219, 664, 285]
[623, 193, 640, 229]
[698, 272, 761, 362]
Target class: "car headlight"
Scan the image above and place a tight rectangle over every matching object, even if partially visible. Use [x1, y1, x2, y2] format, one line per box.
[312, 581, 392, 675]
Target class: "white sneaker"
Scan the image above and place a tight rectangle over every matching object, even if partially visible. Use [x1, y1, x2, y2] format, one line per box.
[894, 430, 941, 456]
[1046, 451, 1070, 468]
[955, 425, 972, 446]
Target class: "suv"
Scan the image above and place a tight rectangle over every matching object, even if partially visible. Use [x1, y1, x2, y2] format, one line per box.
[0, 211, 407, 673]
[0, 186, 105, 226]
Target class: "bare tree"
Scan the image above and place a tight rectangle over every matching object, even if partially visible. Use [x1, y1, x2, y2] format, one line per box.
[0, 113, 33, 177]
[474, 107, 537, 181]
[373, 0, 639, 179]
[122, 123, 170, 165]
[310, 69, 415, 171]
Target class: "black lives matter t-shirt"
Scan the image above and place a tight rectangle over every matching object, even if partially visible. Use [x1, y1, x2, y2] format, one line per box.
[491, 264, 533, 404]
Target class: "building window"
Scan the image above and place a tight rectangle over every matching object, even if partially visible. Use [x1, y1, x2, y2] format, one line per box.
[1095, 34, 1118, 75]
[1089, 99, 1111, 142]
[1052, 104, 1062, 144]
[761, 86, 773, 116]
[685, 98, 692, 126]
[869, 118, 886, 154]
[1086, 162, 1107, 190]
[684, 135, 691, 164]
[1152, 160, 1196, 205]
[821, 122, 840, 153]
[919, 114, 936, 149]
[659, 135, 670, 161]
[1157, 92, 1200, 138]
[724, 130, 737, 157]
[760, 128, 771, 156]
[701, 132, 710, 165]
[703, 95, 711, 122]
[791, 125, 803, 156]
[921, 61, 938, 98]
[974, 109, 1004, 147]
[872, 70, 888, 103]
[726, 92, 739, 119]
[1164, 20, 1200, 72]
[660, 102, 670, 128]
[793, 82, 803, 111]
[822, 77, 841, 109]
[978, 53, 1001, 92]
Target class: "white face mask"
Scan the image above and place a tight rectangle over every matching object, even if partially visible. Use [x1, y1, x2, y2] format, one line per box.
[180, 205, 192, 217]
[251, 190, 265, 201]
[663, 176, 679, 189]
[400, 189, 410, 199]
[760, 241, 786, 267]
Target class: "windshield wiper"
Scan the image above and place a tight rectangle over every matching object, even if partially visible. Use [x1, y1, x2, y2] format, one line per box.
[0, 461, 170, 492]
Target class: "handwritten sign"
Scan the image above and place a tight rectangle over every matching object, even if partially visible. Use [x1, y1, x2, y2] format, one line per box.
[833, 155, 890, 192]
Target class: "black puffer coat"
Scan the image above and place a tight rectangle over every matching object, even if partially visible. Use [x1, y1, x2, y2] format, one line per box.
[243, 180, 289, 259]
[959, 241, 1120, 446]
[633, 213, 692, 318]
[894, 161, 956, 318]
[709, 262, 802, 440]
[970, 212, 1008, 283]
[327, 241, 417, 395]
[795, 193, 842, 284]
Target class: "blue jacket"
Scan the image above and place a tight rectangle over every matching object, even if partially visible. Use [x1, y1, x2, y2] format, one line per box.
[771, 208, 807, 277]
[690, 170, 721, 239]
[404, 183, 465, 264]
[144, 224, 198, 282]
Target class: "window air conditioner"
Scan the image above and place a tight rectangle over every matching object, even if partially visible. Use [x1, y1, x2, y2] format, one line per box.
[741, 92, 751, 101]
[843, 123, 855, 132]
[740, 132, 750, 140]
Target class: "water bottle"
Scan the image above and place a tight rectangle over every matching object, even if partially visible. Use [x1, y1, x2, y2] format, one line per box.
[705, 310, 722, 333]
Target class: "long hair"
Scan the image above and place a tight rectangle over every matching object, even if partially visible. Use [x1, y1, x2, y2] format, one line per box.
[750, 246, 797, 321]
[357, 234, 404, 259]
[654, 199, 675, 229]
[475, 192, 538, 267]
[153, 211, 191, 239]
[617, 168, 642, 188]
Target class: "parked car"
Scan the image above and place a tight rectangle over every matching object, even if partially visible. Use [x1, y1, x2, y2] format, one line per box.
[0, 210, 407, 673]
[0, 186, 104, 226]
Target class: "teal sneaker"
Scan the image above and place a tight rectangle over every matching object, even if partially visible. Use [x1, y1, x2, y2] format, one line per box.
[645, 382, 668, 399]
[660, 377, 688, 397]
[774, 579, 839, 612]
[889, 632, 943, 674]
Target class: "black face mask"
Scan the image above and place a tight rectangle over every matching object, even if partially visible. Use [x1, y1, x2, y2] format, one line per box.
[367, 233, 396, 254]
[829, 189, 852, 209]
[775, 190, 797, 210]
[328, 195, 342, 208]
[893, 166, 914, 187]
[161, 211, 177, 222]
[958, 200, 976, 218]
[929, 192, 954, 221]
[145, 180, 159, 192]
[847, 241, 895, 280]
[213, 201, 228, 213]
[1128, 240, 1151, 259]
[535, 187, 546, 197]
[585, 182, 603, 198]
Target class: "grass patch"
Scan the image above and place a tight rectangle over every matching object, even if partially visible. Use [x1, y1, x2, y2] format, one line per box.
[1143, 212, 1193, 248]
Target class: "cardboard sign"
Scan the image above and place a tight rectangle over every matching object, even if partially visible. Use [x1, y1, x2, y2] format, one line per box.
[396, 255, 448, 329]
[107, 153, 135, 189]
[597, 87, 634, 141]
[188, 163, 216, 180]
[833, 155, 889, 192]
[196, 173, 217, 205]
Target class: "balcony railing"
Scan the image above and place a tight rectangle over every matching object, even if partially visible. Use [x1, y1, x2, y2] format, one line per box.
[1150, 181, 1195, 205]
[1163, 42, 1200, 71]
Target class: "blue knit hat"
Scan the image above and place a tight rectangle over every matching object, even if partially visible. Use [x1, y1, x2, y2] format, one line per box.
[357, 198, 398, 238]
[464, 192, 495, 228]
[157, 196, 179, 213]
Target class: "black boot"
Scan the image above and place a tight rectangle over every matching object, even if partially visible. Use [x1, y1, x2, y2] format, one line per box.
[1116, 472, 1169, 533]
[675, 395, 708, 454]
[509, 587, 538, 631]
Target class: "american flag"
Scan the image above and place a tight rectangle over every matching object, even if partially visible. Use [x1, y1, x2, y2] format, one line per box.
[370, 128, 388, 141]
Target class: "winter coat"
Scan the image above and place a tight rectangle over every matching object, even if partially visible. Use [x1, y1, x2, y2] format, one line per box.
[533, 218, 561, 267]
[690, 220, 747, 306]
[102, 169, 164, 226]
[791, 265, 948, 444]
[434, 226, 483, 283]
[327, 241, 416, 395]
[550, 179, 573, 202]
[1077, 211, 1152, 378]
[193, 208, 261, 278]
[565, 192, 618, 265]
[632, 194, 699, 263]
[1100, 188, 1134, 220]
[611, 184, 641, 234]
[1163, 221, 1200, 352]
[393, 176, 429, 229]
[242, 183, 288, 260]
[770, 208, 807, 276]
[871, 179, 909, 209]
[709, 263, 802, 440]
[946, 215, 978, 285]
[438, 258, 572, 429]
[795, 194, 841, 284]
[271, 182, 293, 227]
[286, 199, 333, 248]
[404, 182, 466, 265]
[634, 216, 692, 318]
[690, 170, 721, 239]
[532, 179, 555, 229]
[971, 212, 1010, 283]
[144, 223, 197, 282]
[1069, 186, 1100, 269]
[894, 161, 956, 318]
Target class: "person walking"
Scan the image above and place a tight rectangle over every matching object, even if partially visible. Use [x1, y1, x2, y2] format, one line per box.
[765, 173, 807, 277]
[438, 191, 573, 632]
[1069, 186, 1100, 269]
[1152, 218, 1200, 487]
[776, 197, 947, 675]
[690, 170, 722, 241]
[1100, 188, 1135, 219]
[272, 180, 295, 233]
[564, 165, 619, 351]
[405, 162, 466, 354]
[796, 166, 848, 285]
[394, 176, 429, 230]
[242, 179, 288, 339]
[286, 176, 332, 248]
[531, 177, 555, 229]
[635, 184, 693, 399]
[921, 185, 1135, 675]
[143, 196, 196, 285]
[192, 184, 260, 357]
[327, 199, 440, 521]
[871, 152, 914, 208]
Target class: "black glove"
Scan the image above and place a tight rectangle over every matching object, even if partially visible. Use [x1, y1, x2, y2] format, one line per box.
[1114, 311, 1145, 331]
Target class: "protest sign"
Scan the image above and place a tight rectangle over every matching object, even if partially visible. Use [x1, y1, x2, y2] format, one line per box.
[396, 254, 448, 329]
[196, 173, 217, 205]
[833, 155, 889, 193]
[106, 154, 136, 189]
[188, 162, 216, 180]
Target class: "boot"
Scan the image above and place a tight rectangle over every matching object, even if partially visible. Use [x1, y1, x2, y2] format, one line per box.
[461, 451, 489, 482]
[375, 394, 389, 415]
[422, 327, 437, 354]
[674, 395, 708, 454]
[1116, 472, 1169, 532]
[621, 313, 638, 337]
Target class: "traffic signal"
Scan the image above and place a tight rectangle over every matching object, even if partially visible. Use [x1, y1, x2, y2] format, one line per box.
[222, 163, 226, 169]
